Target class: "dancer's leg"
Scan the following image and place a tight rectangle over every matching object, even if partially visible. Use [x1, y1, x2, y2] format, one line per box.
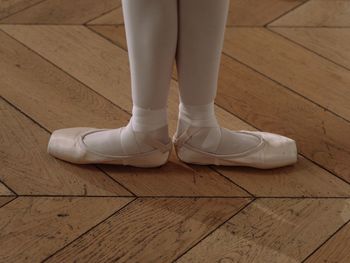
[84, 0, 178, 155]
[175, 0, 261, 154]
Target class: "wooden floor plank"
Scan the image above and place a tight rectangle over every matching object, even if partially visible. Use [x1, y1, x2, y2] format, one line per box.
[0, 29, 132, 131]
[0, 2, 349, 260]
[271, 27, 350, 70]
[87, 2, 123, 25]
[0, 0, 42, 20]
[0, 98, 131, 196]
[88, 25, 126, 48]
[269, 0, 350, 27]
[0, 0, 120, 24]
[45, 197, 251, 262]
[216, 54, 350, 190]
[0, 29, 247, 197]
[0, 25, 134, 111]
[0, 196, 133, 262]
[218, 157, 350, 198]
[102, 162, 248, 197]
[0, 181, 14, 196]
[176, 198, 350, 263]
[0, 196, 15, 207]
[220, 28, 350, 183]
[84, 24, 350, 196]
[3, 24, 348, 197]
[305, 219, 350, 263]
[227, 0, 307, 26]
[86, 0, 307, 26]
[223, 28, 350, 121]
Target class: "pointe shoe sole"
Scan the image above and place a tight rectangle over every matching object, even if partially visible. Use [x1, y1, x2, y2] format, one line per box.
[173, 130, 298, 169]
[47, 127, 172, 168]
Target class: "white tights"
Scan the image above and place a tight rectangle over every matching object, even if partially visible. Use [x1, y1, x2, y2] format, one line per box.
[84, 0, 261, 156]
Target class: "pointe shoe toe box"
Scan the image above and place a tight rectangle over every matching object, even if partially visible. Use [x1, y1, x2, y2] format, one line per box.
[242, 131, 298, 168]
[47, 127, 97, 164]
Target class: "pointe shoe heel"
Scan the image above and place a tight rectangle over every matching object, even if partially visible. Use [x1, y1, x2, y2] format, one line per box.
[173, 129, 298, 169]
[47, 127, 172, 167]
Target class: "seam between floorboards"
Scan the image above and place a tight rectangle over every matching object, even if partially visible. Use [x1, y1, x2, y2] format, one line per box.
[88, 22, 350, 125]
[0, 196, 18, 209]
[0, 0, 49, 23]
[85, 25, 256, 197]
[221, 51, 350, 124]
[1, 28, 249, 198]
[266, 26, 350, 73]
[85, 26, 350, 189]
[173, 198, 256, 262]
[264, 0, 311, 26]
[3, 195, 350, 199]
[83, 4, 122, 25]
[41, 196, 138, 262]
[0, 26, 350, 199]
[1, 26, 254, 198]
[0, 96, 136, 197]
[301, 218, 350, 262]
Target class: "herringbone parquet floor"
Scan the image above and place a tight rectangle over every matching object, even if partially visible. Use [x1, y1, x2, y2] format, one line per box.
[1, 0, 350, 262]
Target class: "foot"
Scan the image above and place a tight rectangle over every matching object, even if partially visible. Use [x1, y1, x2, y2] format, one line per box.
[47, 122, 172, 167]
[47, 105, 172, 167]
[173, 102, 298, 169]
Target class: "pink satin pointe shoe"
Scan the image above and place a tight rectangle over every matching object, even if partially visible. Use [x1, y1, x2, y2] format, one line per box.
[47, 127, 172, 167]
[173, 127, 298, 169]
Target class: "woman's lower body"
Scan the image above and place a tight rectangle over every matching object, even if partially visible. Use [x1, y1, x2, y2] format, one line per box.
[47, 0, 298, 169]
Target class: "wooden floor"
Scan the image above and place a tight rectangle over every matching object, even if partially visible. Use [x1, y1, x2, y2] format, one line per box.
[1, 0, 350, 262]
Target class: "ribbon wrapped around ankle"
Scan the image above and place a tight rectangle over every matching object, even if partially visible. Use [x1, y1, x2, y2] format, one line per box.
[179, 114, 219, 128]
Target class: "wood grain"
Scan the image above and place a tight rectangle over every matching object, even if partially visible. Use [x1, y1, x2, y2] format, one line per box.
[0, 0, 349, 261]
[0, 0, 120, 24]
[271, 27, 350, 70]
[305, 220, 350, 263]
[87, 1, 123, 25]
[102, 162, 249, 197]
[216, 54, 350, 188]
[0, 196, 15, 207]
[46, 198, 251, 263]
[218, 156, 350, 197]
[0, 25, 133, 111]
[4, 25, 349, 196]
[177, 198, 350, 262]
[86, 0, 307, 26]
[0, 98, 131, 196]
[88, 24, 350, 188]
[223, 27, 350, 121]
[269, 0, 350, 27]
[227, 0, 307, 26]
[0, 0, 42, 20]
[88, 25, 126, 49]
[0, 29, 247, 197]
[0, 181, 14, 196]
[0, 196, 133, 262]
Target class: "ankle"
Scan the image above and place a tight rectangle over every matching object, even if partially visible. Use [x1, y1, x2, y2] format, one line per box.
[178, 101, 219, 129]
[135, 124, 170, 145]
[131, 105, 168, 132]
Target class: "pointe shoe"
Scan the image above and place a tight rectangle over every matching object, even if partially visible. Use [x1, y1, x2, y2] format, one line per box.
[47, 127, 172, 167]
[173, 127, 298, 169]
